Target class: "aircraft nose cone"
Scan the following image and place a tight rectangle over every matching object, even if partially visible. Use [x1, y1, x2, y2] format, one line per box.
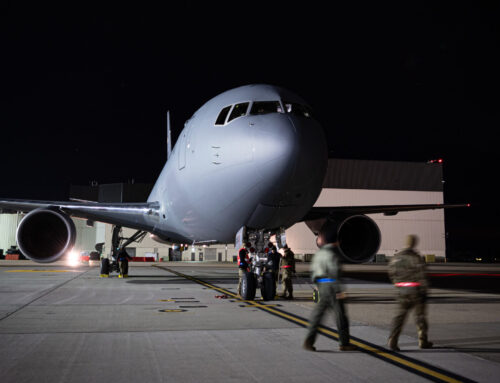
[252, 115, 327, 209]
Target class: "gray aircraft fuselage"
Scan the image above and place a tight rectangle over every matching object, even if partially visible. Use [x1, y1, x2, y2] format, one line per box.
[147, 84, 328, 244]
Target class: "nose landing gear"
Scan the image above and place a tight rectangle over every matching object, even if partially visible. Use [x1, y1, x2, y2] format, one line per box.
[238, 228, 282, 301]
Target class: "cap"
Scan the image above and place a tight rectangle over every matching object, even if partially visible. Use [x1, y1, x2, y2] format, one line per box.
[406, 235, 418, 249]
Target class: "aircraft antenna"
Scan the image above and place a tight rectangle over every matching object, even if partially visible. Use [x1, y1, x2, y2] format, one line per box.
[167, 110, 172, 161]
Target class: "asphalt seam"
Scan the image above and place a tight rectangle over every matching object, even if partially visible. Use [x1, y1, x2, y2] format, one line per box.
[156, 265, 477, 383]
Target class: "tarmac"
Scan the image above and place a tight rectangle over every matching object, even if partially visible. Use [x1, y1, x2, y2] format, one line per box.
[1, 260, 500, 382]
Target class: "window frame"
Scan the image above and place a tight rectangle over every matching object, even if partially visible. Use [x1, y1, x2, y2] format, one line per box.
[227, 102, 250, 123]
[214, 105, 233, 126]
[248, 100, 285, 116]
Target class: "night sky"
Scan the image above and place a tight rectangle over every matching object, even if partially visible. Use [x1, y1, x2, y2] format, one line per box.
[2, 3, 499, 259]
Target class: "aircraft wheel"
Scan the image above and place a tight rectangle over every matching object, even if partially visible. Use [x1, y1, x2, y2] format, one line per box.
[241, 272, 256, 300]
[100, 258, 109, 277]
[261, 271, 275, 301]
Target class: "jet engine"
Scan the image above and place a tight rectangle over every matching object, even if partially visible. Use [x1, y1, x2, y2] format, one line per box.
[16, 208, 76, 263]
[318, 215, 381, 263]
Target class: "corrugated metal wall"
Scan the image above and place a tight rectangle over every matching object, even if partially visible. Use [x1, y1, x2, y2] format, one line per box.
[0, 214, 21, 253]
[323, 159, 443, 191]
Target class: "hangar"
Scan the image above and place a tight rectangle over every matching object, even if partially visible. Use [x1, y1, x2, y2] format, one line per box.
[0, 159, 445, 262]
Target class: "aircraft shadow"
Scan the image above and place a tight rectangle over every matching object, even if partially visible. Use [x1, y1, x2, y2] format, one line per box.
[346, 296, 500, 304]
[126, 279, 196, 284]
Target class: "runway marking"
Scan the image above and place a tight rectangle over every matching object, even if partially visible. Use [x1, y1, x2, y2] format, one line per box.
[5, 270, 76, 273]
[156, 266, 475, 383]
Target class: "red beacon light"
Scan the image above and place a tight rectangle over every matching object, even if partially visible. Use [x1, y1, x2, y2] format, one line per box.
[427, 158, 444, 164]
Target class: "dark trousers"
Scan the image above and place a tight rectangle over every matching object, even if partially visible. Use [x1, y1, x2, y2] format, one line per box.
[272, 270, 279, 291]
[389, 289, 428, 343]
[119, 259, 128, 276]
[305, 282, 350, 346]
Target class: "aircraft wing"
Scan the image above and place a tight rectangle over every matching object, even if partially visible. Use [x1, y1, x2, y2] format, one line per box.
[301, 203, 470, 221]
[0, 198, 160, 232]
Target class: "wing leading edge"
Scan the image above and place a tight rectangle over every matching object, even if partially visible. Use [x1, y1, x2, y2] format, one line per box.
[0, 198, 160, 233]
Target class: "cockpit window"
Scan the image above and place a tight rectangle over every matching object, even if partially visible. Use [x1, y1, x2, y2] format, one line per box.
[215, 106, 231, 125]
[284, 102, 313, 118]
[250, 101, 283, 115]
[227, 102, 249, 123]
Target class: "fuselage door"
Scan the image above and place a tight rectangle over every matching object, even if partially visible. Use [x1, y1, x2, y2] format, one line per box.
[178, 131, 186, 170]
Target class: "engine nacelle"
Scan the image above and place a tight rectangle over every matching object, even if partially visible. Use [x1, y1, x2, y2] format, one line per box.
[16, 208, 77, 263]
[319, 215, 381, 263]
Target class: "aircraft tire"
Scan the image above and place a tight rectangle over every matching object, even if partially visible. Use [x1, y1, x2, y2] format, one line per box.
[241, 271, 256, 300]
[261, 271, 275, 301]
[100, 258, 109, 276]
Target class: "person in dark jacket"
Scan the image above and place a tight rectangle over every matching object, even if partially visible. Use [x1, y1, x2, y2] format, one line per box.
[267, 242, 280, 291]
[387, 234, 433, 351]
[117, 248, 132, 278]
[303, 231, 356, 352]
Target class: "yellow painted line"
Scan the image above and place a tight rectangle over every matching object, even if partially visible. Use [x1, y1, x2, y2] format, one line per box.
[5, 270, 74, 273]
[315, 327, 462, 383]
[158, 299, 175, 302]
[157, 265, 469, 383]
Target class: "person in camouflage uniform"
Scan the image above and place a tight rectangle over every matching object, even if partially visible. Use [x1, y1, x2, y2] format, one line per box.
[280, 245, 295, 299]
[387, 234, 433, 351]
[303, 231, 356, 352]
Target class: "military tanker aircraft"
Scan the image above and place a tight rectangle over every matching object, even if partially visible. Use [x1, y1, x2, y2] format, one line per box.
[0, 84, 467, 299]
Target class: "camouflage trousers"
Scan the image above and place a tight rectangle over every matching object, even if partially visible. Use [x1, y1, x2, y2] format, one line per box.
[389, 289, 429, 343]
[304, 282, 350, 346]
[281, 269, 293, 297]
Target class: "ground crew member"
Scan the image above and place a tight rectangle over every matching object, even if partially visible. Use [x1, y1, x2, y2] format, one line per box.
[267, 242, 280, 291]
[237, 242, 251, 296]
[303, 231, 356, 352]
[280, 244, 295, 299]
[117, 248, 132, 278]
[387, 234, 433, 351]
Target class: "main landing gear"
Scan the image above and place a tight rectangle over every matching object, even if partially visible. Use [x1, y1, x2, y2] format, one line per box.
[100, 225, 146, 277]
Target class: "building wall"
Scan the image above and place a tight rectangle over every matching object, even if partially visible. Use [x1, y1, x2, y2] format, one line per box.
[0, 214, 21, 253]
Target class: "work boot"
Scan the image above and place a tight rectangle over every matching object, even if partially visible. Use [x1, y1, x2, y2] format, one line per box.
[302, 339, 316, 352]
[419, 340, 433, 349]
[418, 331, 433, 349]
[288, 295, 294, 300]
[387, 337, 400, 351]
[339, 344, 357, 351]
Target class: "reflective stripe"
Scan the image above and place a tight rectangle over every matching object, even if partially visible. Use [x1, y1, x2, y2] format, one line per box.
[282, 265, 292, 268]
[395, 282, 421, 287]
[316, 278, 336, 283]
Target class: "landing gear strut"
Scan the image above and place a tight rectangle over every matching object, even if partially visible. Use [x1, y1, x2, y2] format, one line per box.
[238, 228, 280, 301]
[100, 225, 147, 277]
